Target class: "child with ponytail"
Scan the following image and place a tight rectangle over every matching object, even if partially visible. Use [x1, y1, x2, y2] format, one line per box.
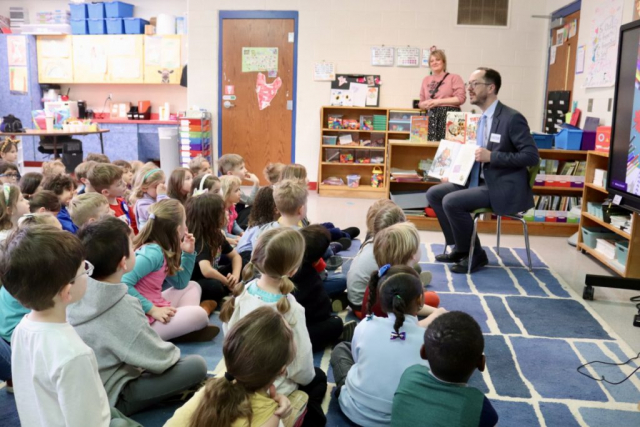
[0, 184, 30, 242]
[131, 163, 168, 229]
[330, 265, 434, 427]
[122, 199, 219, 342]
[220, 228, 328, 427]
[166, 307, 309, 427]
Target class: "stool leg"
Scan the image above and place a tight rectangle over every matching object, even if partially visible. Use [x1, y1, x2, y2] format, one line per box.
[522, 219, 533, 271]
[496, 216, 502, 255]
[468, 215, 480, 275]
[442, 244, 448, 255]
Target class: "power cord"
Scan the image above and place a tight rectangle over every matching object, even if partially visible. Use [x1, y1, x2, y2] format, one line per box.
[577, 351, 640, 385]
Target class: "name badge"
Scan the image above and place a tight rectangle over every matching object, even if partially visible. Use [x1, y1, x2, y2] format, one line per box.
[490, 133, 501, 143]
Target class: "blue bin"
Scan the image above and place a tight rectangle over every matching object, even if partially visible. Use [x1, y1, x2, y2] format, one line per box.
[88, 18, 106, 34]
[70, 19, 89, 34]
[69, 3, 88, 20]
[533, 133, 554, 149]
[106, 18, 124, 34]
[123, 17, 148, 34]
[616, 241, 629, 266]
[555, 128, 583, 150]
[105, 1, 134, 18]
[87, 2, 105, 19]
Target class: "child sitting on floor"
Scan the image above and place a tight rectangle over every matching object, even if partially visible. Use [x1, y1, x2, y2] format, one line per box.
[363, 222, 441, 324]
[220, 228, 327, 427]
[263, 162, 285, 186]
[113, 160, 134, 189]
[186, 192, 242, 306]
[69, 192, 112, 228]
[167, 167, 193, 205]
[131, 164, 167, 230]
[121, 199, 218, 342]
[236, 186, 279, 265]
[0, 184, 30, 242]
[0, 161, 20, 184]
[28, 190, 60, 215]
[188, 154, 212, 177]
[88, 163, 138, 234]
[74, 160, 97, 195]
[0, 225, 139, 426]
[0, 137, 18, 164]
[220, 175, 244, 244]
[41, 159, 66, 177]
[218, 153, 260, 229]
[166, 307, 309, 427]
[330, 265, 431, 427]
[391, 311, 498, 427]
[19, 172, 43, 200]
[42, 173, 77, 233]
[191, 173, 221, 197]
[69, 217, 208, 416]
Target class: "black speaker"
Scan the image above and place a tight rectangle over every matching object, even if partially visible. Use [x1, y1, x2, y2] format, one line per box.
[61, 139, 83, 173]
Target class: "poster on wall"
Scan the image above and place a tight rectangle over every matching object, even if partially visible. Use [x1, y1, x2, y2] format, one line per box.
[9, 66, 28, 94]
[396, 47, 420, 67]
[635, 0, 640, 20]
[242, 47, 278, 73]
[371, 46, 394, 66]
[313, 62, 335, 81]
[331, 74, 381, 107]
[584, 0, 624, 88]
[7, 36, 26, 66]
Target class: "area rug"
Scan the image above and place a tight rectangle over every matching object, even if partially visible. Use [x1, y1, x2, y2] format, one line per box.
[1, 242, 639, 427]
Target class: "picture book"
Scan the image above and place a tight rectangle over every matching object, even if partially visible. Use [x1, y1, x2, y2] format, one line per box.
[410, 116, 429, 143]
[445, 112, 467, 143]
[427, 139, 477, 185]
[465, 114, 482, 144]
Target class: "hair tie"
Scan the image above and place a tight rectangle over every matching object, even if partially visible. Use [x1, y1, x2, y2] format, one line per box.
[3, 184, 11, 205]
[149, 213, 156, 220]
[378, 264, 391, 278]
[395, 294, 403, 301]
[17, 213, 36, 225]
[224, 372, 235, 382]
[143, 168, 162, 182]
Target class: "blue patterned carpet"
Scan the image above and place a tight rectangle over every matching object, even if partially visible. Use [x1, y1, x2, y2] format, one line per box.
[2, 241, 640, 427]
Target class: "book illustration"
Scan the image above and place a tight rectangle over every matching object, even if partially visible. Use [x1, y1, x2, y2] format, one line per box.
[428, 139, 478, 186]
[445, 112, 467, 143]
[410, 116, 429, 143]
[465, 114, 481, 145]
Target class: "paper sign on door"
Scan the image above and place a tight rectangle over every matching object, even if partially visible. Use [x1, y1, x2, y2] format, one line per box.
[256, 72, 282, 110]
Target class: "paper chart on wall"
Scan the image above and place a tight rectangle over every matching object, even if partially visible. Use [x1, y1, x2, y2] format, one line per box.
[161, 37, 181, 69]
[242, 47, 278, 73]
[584, 0, 623, 88]
[313, 62, 335, 81]
[550, 46, 557, 65]
[110, 57, 140, 80]
[421, 49, 431, 67]
[109, 36, 136, 56]
[371, 46, 394, 66]
[396, 47, 420, 67]
[7, 36, 27, 66]
[144, 36, 162, 66]
[9, 66, 28, 93]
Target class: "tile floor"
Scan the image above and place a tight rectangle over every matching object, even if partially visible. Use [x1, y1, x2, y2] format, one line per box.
[307, 192, 640, 354]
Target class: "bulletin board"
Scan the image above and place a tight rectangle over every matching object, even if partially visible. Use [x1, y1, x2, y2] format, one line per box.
[36, 35, 73, 83]
[143, 35, 182, 84]
[331, 74, 381, 107]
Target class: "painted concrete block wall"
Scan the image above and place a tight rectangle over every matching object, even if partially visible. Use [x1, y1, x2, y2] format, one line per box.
[188, 0, 558, 180]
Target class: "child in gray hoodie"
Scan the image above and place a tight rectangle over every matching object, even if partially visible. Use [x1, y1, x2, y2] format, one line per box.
[67, 217, 208, 416]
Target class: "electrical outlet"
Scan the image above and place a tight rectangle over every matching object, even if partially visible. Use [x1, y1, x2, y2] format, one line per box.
[108, 93, 113, 100]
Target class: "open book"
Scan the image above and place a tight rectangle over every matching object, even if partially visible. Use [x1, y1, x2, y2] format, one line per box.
[427, 139, 478, 186]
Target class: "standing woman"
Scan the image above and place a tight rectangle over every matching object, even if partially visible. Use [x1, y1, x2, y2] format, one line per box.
[418, 50, 466, 141]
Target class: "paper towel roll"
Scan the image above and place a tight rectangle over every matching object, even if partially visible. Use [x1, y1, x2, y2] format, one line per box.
[156, 14, 176, 35]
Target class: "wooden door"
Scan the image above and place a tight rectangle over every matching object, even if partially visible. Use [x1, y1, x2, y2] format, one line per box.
[220, 15, 296, 184]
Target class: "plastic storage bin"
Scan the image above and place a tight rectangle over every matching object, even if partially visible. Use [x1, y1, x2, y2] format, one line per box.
[323, 135, 337, 145]
[123, 17, 148, 34]
[581, 226, 615, 249]
[615, 241, 629, 266]
[69, 3, 88, 20]
[555, 128, 583, 150]
[87, 2, 105, 19]
[347, 175, 361, 188]
[70, 19, 88, 34]
[105, 18, 123, 34]
[105, 1, 134, 18]
[581, 130, 596, 151]
[533, 133, 554, 149]
[88, 18, 106, 34]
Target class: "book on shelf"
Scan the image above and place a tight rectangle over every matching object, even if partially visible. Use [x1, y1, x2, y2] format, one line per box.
[465, 114, 482, 145]
[534, 195, 581, 211]
[410, 116, 429, 143]
[427, 140, 476, 185]
[445, 112, 467, 143]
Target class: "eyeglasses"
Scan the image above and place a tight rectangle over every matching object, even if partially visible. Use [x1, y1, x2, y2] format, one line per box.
[71, 260, 94, 283]
[465, 82, 491, 89]
[0, 173, 19, 179]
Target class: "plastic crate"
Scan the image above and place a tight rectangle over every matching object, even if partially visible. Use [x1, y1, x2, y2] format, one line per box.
[581, 226, 615, 249]
[615, 241, 629, 266]
[70, 19, 88, 34]
[69, 3, 88, 20]
[87, 2, 105, 19]
[105, 18, 123, 34]
[581, 130, 596, 151]
[123, 17, 148, 34]
[533, 133, 554, 149]
[105, 1, 134, 18]
[555, 128, 583, 150]
[88, 18, 106, 34]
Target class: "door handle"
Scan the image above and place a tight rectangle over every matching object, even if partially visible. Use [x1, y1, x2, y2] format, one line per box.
[223, 101, 235, 109]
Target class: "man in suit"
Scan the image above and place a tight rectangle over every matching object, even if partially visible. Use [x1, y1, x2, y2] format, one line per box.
[426, 68, 540, 273]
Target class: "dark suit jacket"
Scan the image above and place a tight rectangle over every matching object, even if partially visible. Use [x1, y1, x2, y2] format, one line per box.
[483, 101, 540, 215]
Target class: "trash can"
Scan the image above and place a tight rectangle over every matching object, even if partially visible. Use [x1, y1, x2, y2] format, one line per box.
[158, 126, 180, 179]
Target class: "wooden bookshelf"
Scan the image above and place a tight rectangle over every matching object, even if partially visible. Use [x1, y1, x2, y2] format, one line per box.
[576, 151, 640, 278]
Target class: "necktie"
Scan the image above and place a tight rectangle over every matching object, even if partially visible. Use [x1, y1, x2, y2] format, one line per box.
[469, 115, 486, 188]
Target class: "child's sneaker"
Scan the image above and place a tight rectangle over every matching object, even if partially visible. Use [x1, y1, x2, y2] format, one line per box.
[5, 379, 13, 394]
[326, 255, 343, 271]
[342, 227, 360, 239]
[331, 292, 349, 313]
[337, 237, 352, 251]
[329, 242, 343, 254]
[339, 320, 357, 342]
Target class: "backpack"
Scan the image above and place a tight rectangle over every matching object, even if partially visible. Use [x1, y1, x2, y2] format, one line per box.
[0, 115, 24, 133]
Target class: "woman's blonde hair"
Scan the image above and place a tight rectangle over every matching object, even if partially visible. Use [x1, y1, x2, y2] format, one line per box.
[130, 162, 165, 205]
[220, 175, 242, 202]
[373, 222, 421, 266]
[429, 49, 447, 71]
[280, 164, 307, 183]
[0, 184, 20, 231]
[133, 198, 185, 276]
[220, 228, 304, 322]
